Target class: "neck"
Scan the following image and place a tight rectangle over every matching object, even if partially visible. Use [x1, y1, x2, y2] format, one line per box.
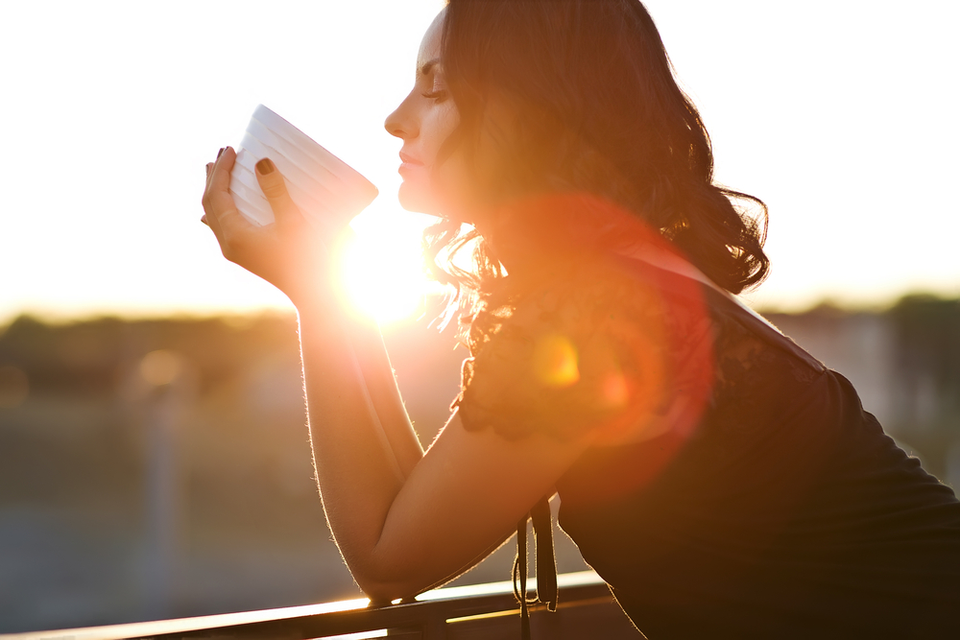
[473, 190, 691, 286]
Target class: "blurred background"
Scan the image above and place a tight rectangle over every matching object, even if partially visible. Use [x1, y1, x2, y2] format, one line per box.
[1, 0, 958, 633]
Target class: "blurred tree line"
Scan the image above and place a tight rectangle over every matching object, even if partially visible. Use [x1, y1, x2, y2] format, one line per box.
[889, 294, 960, 421]
[0, 311, 464, 632]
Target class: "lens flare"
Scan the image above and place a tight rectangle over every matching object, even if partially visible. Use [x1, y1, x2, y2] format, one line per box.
[533, 334, 580, 387]
[485, 192, 717, 502]
[600, 371, 629, 409]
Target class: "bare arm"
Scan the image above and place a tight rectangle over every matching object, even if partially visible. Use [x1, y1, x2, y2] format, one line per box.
[331, 309, 425, 480]
[202, 149, 594, 600]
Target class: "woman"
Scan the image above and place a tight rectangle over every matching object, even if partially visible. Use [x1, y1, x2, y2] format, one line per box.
[202, 1, 960, 638]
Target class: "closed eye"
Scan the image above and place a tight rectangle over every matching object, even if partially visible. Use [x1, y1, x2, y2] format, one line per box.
[421, 90, 448, 103]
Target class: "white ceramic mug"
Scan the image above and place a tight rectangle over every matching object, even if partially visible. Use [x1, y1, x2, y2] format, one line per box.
[229, 104, 378, 231]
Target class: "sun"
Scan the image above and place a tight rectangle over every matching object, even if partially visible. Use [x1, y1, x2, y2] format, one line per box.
[338, 207, 444, 325]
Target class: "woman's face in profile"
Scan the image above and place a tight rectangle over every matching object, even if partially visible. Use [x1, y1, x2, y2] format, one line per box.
[385, 10, 470, 217]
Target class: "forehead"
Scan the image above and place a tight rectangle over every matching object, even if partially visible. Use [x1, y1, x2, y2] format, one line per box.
[416, 9, 445, 76]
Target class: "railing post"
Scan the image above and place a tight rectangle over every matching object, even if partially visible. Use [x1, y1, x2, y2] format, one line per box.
[419, 611, 447, 640]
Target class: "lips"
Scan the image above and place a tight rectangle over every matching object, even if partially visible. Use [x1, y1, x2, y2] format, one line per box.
[399, 151, 424, 175]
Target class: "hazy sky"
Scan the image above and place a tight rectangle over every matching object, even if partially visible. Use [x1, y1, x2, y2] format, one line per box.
[1, 0, 957, 324]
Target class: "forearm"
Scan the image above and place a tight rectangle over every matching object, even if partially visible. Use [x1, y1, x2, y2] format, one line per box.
[338, 310, 425, 477]
[296, 299, 425, 579]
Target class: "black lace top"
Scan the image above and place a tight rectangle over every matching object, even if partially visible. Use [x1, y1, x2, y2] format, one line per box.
[455, 250, 960, 639]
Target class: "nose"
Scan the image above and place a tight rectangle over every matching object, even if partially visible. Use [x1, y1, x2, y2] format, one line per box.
[385, 91, 417, 140]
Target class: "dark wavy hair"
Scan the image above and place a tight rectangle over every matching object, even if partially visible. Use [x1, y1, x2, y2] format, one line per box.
[424, 0, 769, 304]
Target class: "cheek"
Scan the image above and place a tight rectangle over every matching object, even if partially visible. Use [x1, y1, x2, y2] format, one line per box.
[422, 102, 460, 166]
[418, 104, 471, 211]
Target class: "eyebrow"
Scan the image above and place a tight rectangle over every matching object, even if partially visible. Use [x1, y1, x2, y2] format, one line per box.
[417, 58, 440, 80]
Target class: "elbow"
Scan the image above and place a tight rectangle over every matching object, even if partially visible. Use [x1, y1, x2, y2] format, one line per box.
[350, 555, 428, 606]
[356, 575, 423, 606]
[345, 536, 453, 604]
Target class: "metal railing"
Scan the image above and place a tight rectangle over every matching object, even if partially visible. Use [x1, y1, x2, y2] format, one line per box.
[3, 571, 641, 640]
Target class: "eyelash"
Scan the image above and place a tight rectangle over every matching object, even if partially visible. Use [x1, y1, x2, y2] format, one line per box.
[421, 90, 447, 103]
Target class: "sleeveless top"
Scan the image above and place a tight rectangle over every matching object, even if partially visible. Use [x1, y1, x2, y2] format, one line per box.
[455, 245, 960, 639]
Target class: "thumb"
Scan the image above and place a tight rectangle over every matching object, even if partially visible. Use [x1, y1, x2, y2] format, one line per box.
[255, 157, 304, 230]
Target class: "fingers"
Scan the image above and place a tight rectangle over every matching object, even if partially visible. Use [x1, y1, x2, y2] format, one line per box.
[254, 157, 305, 233]
[198, 146, 336, 303]
[206, 146, 235, 198]
[201, 158, 211, 226]
[204, 147, 224, 191]
[202, 146, 245, 246]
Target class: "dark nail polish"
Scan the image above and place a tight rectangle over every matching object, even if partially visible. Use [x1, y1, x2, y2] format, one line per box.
[217, 147, 225, 159]
[256, 158, 275, 175]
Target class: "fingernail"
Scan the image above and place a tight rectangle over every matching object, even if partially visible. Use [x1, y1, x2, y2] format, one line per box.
[256, 158, 275, 175]
[200, 215, 208, 225]
[217, 147, 225, 159]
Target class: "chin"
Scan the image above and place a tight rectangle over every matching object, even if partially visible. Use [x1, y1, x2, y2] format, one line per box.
[397, 181, 442, 216]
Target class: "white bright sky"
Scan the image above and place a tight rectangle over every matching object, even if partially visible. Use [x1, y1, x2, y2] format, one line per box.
[1, 1, 957, 325]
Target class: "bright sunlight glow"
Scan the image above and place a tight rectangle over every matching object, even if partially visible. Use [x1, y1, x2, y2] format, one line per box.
[341, 205, 445, 324]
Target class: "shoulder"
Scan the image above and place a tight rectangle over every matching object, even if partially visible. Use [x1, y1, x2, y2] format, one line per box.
[456, 256, 715, 443]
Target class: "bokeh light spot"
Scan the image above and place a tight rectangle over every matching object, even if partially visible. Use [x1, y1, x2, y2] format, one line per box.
[600, 371, 629, 409]
[0, 364, 29, 408]
[533, 334, 580, 387]
[139, 350, 183, 386]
